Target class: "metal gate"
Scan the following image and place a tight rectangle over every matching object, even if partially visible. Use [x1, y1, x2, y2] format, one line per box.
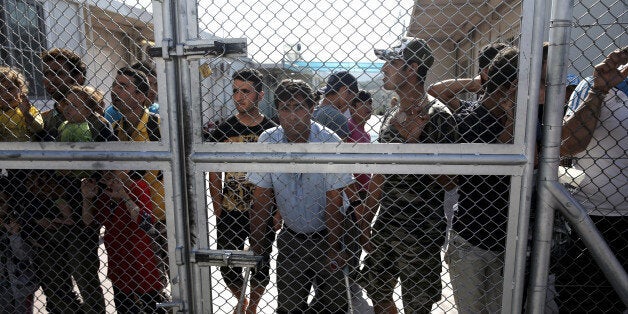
[0, 0, 625, 313]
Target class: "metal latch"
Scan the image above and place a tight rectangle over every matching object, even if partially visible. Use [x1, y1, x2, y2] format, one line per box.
[156, 300, 183, 310]
[148, 38, 247, 60]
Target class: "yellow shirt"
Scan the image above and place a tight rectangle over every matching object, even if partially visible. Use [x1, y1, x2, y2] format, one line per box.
[114, 110, 166, 221]
[0, 106, 44, 141]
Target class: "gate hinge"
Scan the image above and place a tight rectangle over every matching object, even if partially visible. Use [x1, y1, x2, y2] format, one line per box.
[148, 38, 247, 60]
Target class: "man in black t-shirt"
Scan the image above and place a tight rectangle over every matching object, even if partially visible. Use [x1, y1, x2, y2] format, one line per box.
[207, 68, 277, 314]
[444, 47, 518, 313]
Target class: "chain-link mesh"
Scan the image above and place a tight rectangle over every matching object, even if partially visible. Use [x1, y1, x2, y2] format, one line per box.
[0, 0, 626, 313]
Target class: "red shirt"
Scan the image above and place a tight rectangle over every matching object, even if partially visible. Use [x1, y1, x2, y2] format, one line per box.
[95, 179, 165, 293]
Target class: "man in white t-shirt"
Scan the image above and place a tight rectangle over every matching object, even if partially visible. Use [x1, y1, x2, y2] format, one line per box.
[558, 46, 628, 312]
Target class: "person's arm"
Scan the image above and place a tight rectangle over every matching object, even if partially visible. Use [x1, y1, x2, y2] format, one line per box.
[355, 173, 384, 253]
[81, 178, 99, 226]
[208, 172, 224, 218]
[18, 98, 44, 134]
[561, 48, 628, 156]
[250, 186, 275, 256]
[428, 75, 483, 112]
[560, 90, 604, 156]
[497, 104, 516, 144]
[325, 187, 347, 269]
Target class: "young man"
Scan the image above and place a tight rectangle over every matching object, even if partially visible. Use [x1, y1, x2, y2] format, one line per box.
[39, 48, 88, 141]
[104, 60, 160, 123]
[445, 47, 519, 313]
[110, 65, 169, 297]
[39, 48, 108, 314]
[207, 68, 277, 314]
[356, 37, 458, 314]
[557, 47, 628, 312]
[248, 80, 353, 313]
[312, 71, 358, 140]
[427, 42, 510, 112]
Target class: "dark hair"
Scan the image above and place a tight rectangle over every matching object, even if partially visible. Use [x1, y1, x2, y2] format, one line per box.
[232, 68, 264, 92]
[354, 90, 372, 104]
[0, 66, 28, 94]
[400, 61, 430, 85]
[131, 60, 156, 77]
[117, 66, 150, 95]
[41, 48, 87, 79]
[485, 47, 519, 94]
[479, 42, 511, 69]
[274, 79, 318, 108]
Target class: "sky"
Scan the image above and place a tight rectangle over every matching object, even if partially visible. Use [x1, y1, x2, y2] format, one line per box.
[129, 0, 414, 66]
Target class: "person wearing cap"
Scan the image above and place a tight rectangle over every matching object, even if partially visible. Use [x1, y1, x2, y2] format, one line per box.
[356, 37, 457, 313]
[556, 47, 628, 313]
[312, 71, 358, 140]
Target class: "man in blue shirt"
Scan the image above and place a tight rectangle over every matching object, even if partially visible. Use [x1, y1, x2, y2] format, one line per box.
[104, 61, 159, 122]
[248, 79, 353, 313]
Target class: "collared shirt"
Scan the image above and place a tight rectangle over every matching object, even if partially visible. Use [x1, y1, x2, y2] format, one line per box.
[247, 122, 354, 233]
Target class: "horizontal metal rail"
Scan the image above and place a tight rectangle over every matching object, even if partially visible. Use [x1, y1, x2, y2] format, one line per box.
[192, 152, 528, 165]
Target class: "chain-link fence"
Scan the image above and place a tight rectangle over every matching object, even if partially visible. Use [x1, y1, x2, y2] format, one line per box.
[0, 0, 626, 313]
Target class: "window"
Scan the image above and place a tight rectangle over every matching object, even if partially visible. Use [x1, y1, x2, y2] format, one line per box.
[0, 0, 47, 98]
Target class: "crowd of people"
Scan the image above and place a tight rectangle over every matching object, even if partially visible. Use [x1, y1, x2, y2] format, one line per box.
[0, 38, 626, 314]
[0, 48, 168, 313]
[208, 39, 627, 314]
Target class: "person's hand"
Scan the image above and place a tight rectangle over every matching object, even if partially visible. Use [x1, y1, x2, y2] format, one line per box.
[17, 93, 31, 115]
[36, 218, 56, 229]
[4, 220, 20, 235]
[592, 47, 628, 94]
[81, 178, 99, 200]
[103, 177, 129, 201]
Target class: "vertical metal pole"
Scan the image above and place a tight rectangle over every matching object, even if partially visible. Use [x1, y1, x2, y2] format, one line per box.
[527, 1, 573, 312]
[501, 0, 546, 312]
[546, 182, 628, 305]
[153, 0, 195, 312]
[174, 0, 209, 312]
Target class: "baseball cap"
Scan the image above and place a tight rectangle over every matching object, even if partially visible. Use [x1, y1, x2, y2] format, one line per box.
[318, 71, 359, 95]
[374, 37, 434, 68]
